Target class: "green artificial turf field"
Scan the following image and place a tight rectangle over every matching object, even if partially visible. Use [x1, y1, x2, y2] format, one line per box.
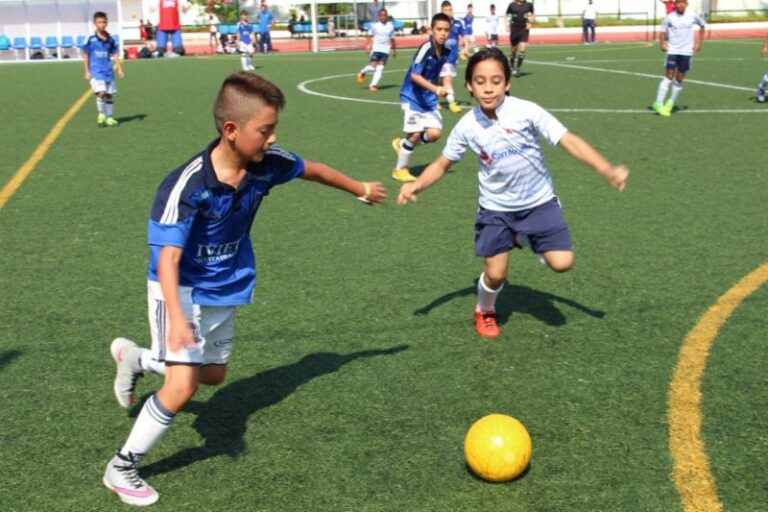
[0, 40, 765, 511]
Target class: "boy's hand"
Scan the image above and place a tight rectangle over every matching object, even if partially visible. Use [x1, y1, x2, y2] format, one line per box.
[358, 181, 388, 205]
[85, 71, 91, 80]
[117, 68, 125, 79]
[603, 164, 629, 192]
[435, 86, 448, 97]
[660, 41, 668, 52]
[167, 319, 196, 352]
[397, 183, 421, 205]
[762, 44, 768, 58]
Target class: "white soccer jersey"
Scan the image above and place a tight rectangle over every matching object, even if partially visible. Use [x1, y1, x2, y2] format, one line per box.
[583, 4, 597, 20]
[442, 96, 568, 212]
[485, 14, 500, 35]
[370, 21, 395, 54]
[661, 10, 705, 56]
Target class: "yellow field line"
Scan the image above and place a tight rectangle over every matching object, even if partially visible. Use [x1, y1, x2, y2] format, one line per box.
[668, 262, 768, 512]
[0, 89, 91, 211]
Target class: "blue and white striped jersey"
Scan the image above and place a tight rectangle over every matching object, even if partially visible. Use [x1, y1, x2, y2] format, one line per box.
[442, 96, 568, 212]
[147, 140, 304, 305]
[400, 38, 451, 112]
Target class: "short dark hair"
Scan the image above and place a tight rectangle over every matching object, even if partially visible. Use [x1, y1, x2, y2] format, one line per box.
[441, 0, 452, 8]
[213, 72, 285, 133]
[431, 12, 452, 27]
[465, 46, 510, 86]
[93, 11, 108, 21]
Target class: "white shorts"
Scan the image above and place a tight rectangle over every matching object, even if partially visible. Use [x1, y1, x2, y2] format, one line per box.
[147, 280, 237, 366]
[439, 62, 457, 78]
[90, 78, 117, 95]
[401, 103, 442, 133]
[238, 42, 254, 54]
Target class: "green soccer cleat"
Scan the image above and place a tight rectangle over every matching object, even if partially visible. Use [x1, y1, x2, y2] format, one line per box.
[663, 100, 674, 115]
[105, 117, 119, 127]
[652, 102, 670, 117]
[97, 113, 106, 127]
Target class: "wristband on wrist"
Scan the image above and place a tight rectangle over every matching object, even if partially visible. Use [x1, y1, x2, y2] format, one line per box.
[357, 182, 372, 204]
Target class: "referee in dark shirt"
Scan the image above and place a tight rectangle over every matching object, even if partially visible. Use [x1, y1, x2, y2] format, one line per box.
[505, 0, 535, 76]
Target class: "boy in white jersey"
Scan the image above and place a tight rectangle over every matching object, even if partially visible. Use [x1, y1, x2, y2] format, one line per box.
[397, 47, 628, 339]
[652, 0, 705, 116]
[357, 9, 396, 92]
[485, 4, 500, 48]
[755, 31, 768, 103]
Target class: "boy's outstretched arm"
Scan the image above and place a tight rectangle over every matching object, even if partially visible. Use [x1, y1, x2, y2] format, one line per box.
[558, 132, 629, 192]
[397, 155, 454, 205]
[301, 160, 387, 204]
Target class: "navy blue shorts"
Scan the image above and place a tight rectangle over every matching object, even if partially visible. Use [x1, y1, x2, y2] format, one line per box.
[474, 197, 573, 257]
[665, 54, 691, 73]
[369, 51, 389, 64]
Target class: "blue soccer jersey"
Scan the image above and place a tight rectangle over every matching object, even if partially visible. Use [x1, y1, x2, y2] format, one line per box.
[147, 141, 305, 306]
[445, 18, 465, 64]
[257, 11, 274, 32]
[464, 14, 474, 35]
[237, 21, 254, 44]
[400, 38, 451, 112]
[82, 33, 118, 81]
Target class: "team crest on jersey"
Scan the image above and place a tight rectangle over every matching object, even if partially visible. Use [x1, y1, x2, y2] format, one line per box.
[479, 150, 493, 165]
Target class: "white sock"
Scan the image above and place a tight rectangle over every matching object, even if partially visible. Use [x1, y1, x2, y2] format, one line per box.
[241, 54, 248, 69]
[360, 64, 374, 75]
[96, 97, 105, 115]
[396, 139, 414, 169]
[140, 348, 166, 375]
[655, 77, 671, 105]
[247, 55, 253, 68]
[476, 272, 503, 312]
[759, 73, 768, 89]
[669, 80, 683, 103]
[105, 100, 114, 118]
[120, 393, 175, 456]
[446, 88, 455, 103]
[371, 66, 384, 86]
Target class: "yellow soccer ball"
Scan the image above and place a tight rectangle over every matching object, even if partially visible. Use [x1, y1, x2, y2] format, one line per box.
[464, 414, 532, 482]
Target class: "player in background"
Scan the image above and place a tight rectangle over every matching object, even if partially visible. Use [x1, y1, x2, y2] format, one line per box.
[755, 32, 768, 103]
[397, 47, 629, 339]
[82, 11, 124, 128]
[505, 0, 534, 77]
[462, 3, 475, 58]
[103, 72, 386, 506]
[439, 1, 466, 113]
[391, 13, 452, 183]
[357, 8, 396, 92]
[651, 0, 705, 116]
[485, 4, 500, 48]
[236, 10, 255, 71]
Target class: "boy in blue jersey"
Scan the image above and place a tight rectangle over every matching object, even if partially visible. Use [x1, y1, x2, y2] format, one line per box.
[82, 12, 124, 127]
[391, 13, 452, 183]
[462, 3, 475, 59]
[236, 10, 255, 70]
[103, 72, 386, 507]
[256, 3, 275, 54]
[439, 1, 466, 113]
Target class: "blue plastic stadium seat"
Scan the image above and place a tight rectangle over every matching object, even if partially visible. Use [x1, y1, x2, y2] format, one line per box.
[13, 37, 26, 49]
[362, 22, 372, 31]
[61, 35, 74, 48]
[45, 36, 58, 49]
[0, 35, 10, 51]
[394, 21, 405, 30]
[317, 23, 327, 33]
[77, 35, 87, 48]
[29, 36, 42, 50]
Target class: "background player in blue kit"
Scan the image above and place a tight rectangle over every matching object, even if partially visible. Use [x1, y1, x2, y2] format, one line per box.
[102, 72, 386, 507]
[82, 11, 124, 127]
[651, 0, 705, 116]
[439, 1, 466, 113]
[462, 3, 475, 58]
[397, 48, 629, 339]
[236, 10, 255, 70]
[391, 13, 452, 183]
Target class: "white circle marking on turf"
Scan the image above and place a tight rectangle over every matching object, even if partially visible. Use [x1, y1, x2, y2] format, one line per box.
[298, 68, 768, 114]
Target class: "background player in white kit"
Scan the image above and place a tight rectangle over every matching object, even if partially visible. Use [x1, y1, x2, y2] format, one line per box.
[397, 47, 629, 339]
[357, 9, 396, 92]
[652, 0, 705, 116]
[485, 4, 500, 48]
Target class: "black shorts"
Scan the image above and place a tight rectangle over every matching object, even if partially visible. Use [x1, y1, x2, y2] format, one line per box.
[509, 28, 530, 46]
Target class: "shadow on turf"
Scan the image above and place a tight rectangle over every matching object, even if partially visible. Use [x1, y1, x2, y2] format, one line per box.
[115, 114, 148, 124]
[138, 345, 409, 477]
[466, 462, 531, 483]
[414, 282, 604, 326]
[0, 350, 22, 372]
